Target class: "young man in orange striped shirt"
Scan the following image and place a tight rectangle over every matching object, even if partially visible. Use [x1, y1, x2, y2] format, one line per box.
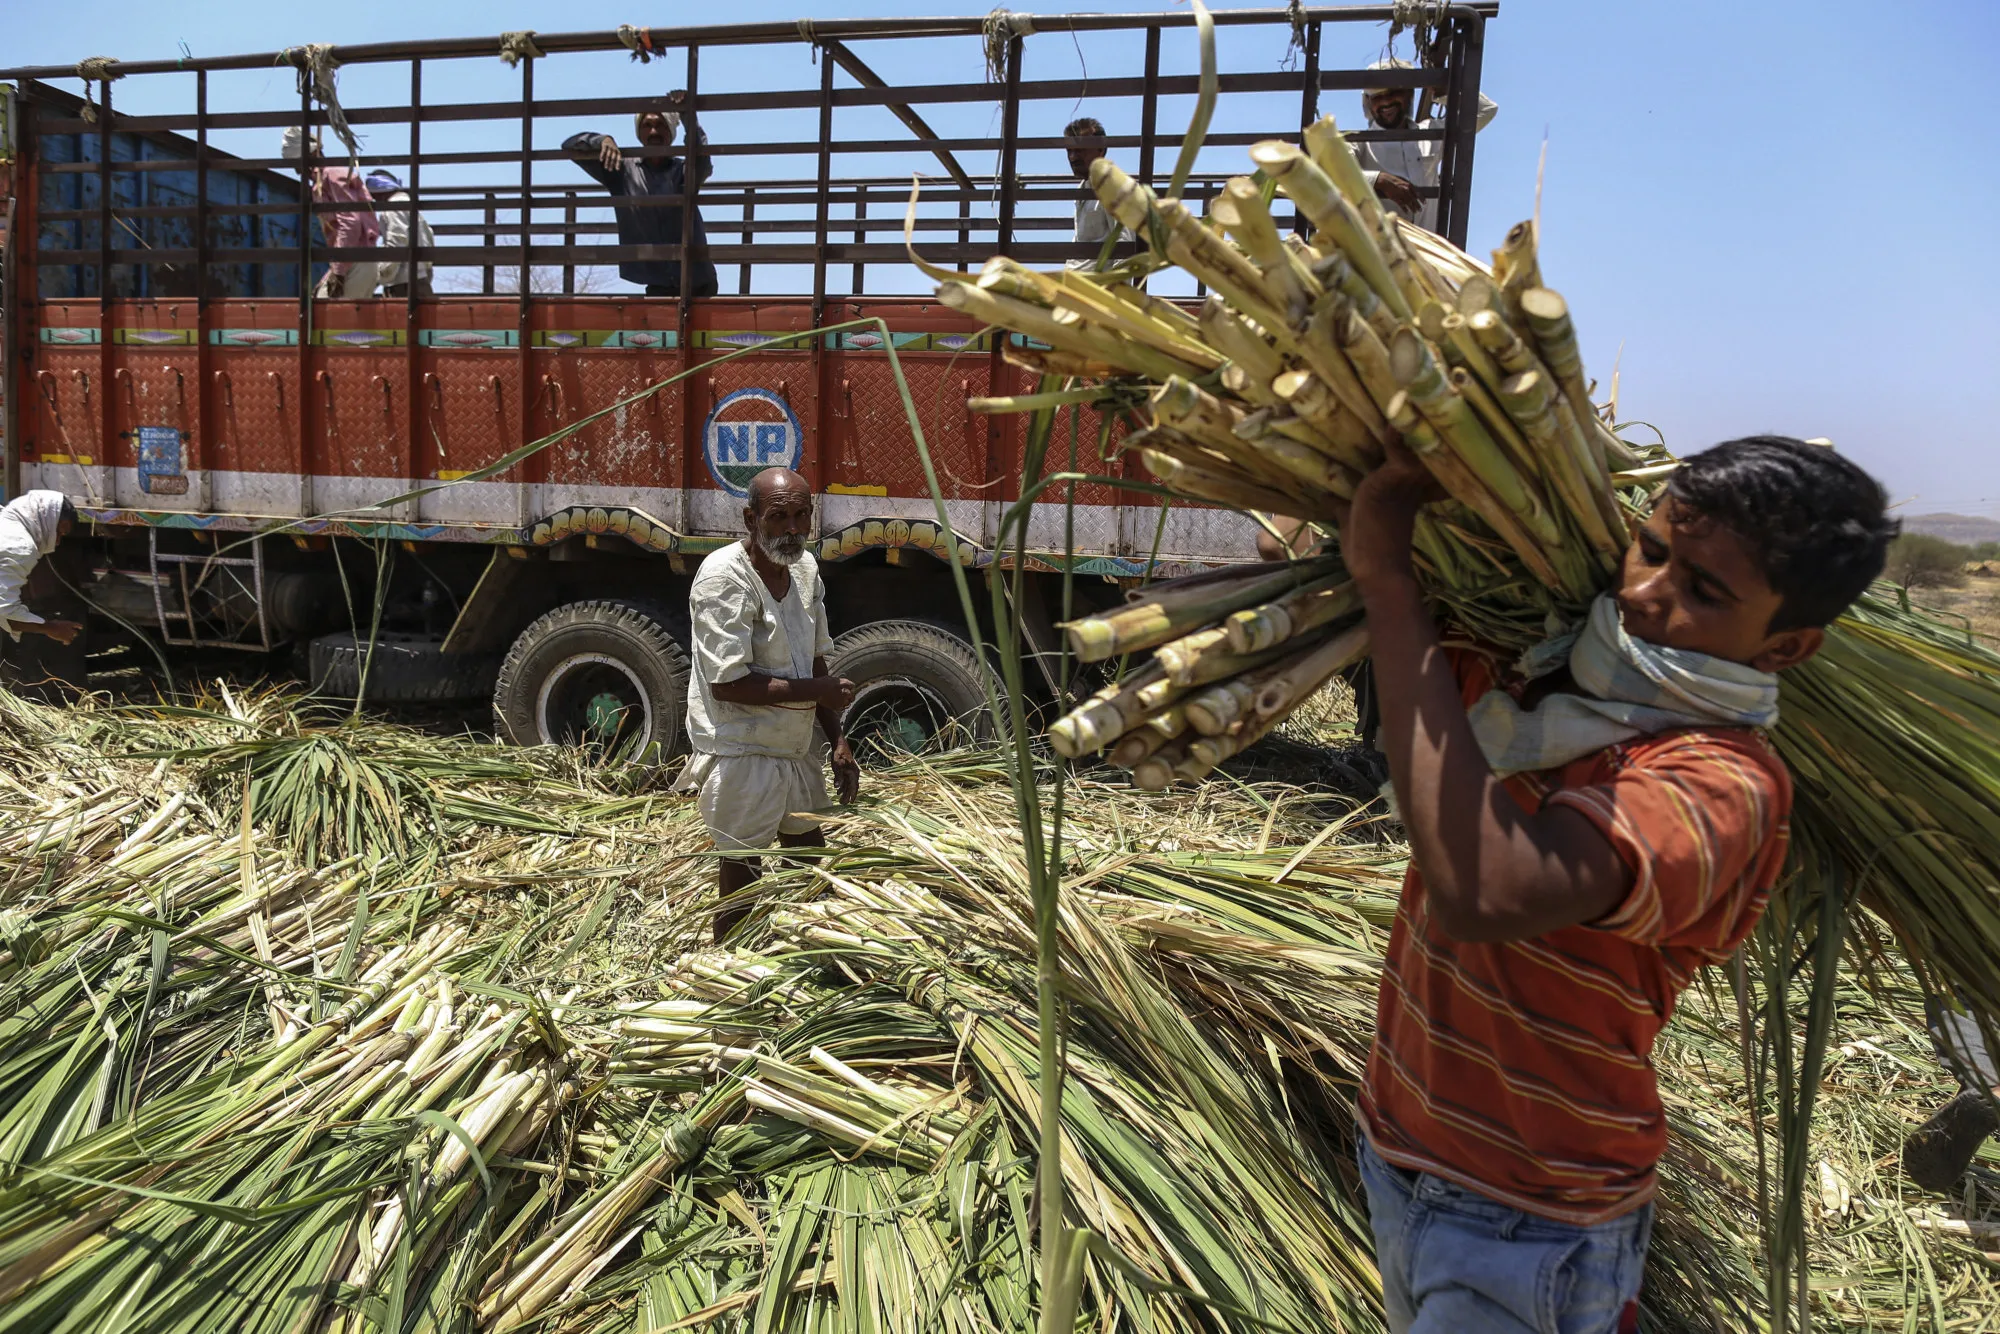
[1341, 436, 1897, 1332]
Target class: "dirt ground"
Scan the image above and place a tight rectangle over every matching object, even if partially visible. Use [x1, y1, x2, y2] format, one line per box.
[1905, 578, 2000, 648]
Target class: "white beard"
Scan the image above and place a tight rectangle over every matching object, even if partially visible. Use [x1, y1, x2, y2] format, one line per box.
[756, 532, 805, 566]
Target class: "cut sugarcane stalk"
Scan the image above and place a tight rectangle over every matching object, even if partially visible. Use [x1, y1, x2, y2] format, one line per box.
[1454, 272, 1500, 320]
[1003, 345, 1122, 380]
[938, 281, 1205, 382]
[1313, 249, 1401, 344]
[1437, 310, 1507, 396]
[1135, 427, 1300, 496]
[1299, 116, 1396, 255]
[1517, 286, 1639, 470]
[1250, 622, 1373, 721]
[1150, 376, 1250, 452]
[1048, 662, 1171, 757]
[1234, 410, 1362, 495]
[1212, 177, 1319, 324]
[1200, 297, 1286, 387]
[1270, 370, 1380, 471]
[1059, 557, 1340, 662]
[1109, 707, 1187, 767]
[1156, 198, 1299, 340]
[1131, 743, 1187, 792]
[1390, 328, 1569, 557]
[1298, 301, 1394, 441]
[977, 256, 1060, 303]
[1049, 276, 1224, 370]
[1184, 676, 1261, 736]
[1224, 576, 1360, 653]
[1336, 309, 1408, 415]
[1466, 307, 1537, 375]
[1386, 393, 1567, 591]
[1494, 368, 1624, 564]
[1252, 139, 1410, 320]
[1492, 220, 1542, 329]
[1449, 364, 1547, 487]
[1221, 364, 1284, 412]
[1155, 623, 1314, 688]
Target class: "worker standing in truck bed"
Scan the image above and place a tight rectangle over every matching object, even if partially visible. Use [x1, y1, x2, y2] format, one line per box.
[563, 90, 718, 298]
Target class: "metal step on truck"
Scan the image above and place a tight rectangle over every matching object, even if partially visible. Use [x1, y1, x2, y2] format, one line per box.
[0, 5, 1492, 757]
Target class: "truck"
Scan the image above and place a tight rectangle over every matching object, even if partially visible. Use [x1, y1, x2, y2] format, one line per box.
[0, 6, 1493, 757]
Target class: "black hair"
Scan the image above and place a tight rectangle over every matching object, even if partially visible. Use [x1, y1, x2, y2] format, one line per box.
[1064, 116, 1106, 139]
[1664, 435, 1899, 631]
[58, 498, 77, 530]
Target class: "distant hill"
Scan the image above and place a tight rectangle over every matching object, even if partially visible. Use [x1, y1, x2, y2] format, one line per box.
[1902, 513, 2000, 546]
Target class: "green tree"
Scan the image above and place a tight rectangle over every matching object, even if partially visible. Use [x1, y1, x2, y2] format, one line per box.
[1886, 534, 1971, 589]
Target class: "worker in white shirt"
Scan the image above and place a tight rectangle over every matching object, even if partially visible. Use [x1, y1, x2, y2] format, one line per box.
[0, 492, 82, 645]
[677, 468, 861, 941]
[365, 171, 434, 298]
[1064, 116, 1130, 267]
[1355, 57, 1498, 233]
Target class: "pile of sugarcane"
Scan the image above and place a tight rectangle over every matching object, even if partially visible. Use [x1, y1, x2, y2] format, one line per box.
[0, 687, 1994, 1329]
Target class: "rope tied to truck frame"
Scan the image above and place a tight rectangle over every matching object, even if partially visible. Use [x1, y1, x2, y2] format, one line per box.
[498, 32, 545, 68]
[616, 25, 657, 63]
[75, 56, 121, 124]
[280, 43, 363, 169]
[982, 9, 1036, 82]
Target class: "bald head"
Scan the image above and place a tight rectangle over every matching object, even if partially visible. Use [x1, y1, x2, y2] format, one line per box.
[747, 467, 810, 513]
[744, 469, 814, 568]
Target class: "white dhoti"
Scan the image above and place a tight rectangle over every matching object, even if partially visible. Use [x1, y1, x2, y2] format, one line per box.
[678, 750, 828, 852]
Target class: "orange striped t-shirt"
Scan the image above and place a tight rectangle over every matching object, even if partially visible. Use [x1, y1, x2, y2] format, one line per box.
[1359, 655, 1792, 1225]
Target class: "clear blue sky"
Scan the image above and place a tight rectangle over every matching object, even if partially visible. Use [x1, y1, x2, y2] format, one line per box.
[9, 1, 1997, 516]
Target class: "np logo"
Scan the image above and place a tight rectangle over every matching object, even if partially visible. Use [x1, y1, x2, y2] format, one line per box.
[703, 388, 803, 497]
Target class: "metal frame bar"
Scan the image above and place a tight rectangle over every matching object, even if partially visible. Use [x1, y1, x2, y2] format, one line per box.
[0, 8, 1500, 79]
[996, 36, 1023, 256]
[148, 527, 270, 650]
[13, 7, 1492, 298]
[811, 47, 834, 318]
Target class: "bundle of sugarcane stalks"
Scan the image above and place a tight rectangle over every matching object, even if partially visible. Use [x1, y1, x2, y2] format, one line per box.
[937, 115, 2000, 1042]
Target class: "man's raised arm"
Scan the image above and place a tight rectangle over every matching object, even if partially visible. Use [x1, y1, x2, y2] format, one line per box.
[562, 131, 621, 187]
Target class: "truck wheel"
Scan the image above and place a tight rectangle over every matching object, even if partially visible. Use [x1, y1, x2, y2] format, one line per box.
[826, 619, 990, 759]
[307, 631, 501, 703]
[493, 599, 690, 761]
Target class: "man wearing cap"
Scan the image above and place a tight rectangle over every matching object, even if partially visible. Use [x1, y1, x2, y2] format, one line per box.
[282, 127, 380, 298]
[365, 171, 434, 298]
[678, 467, 860, 941]
[562, 90, 718, 298]
[1356, 58, 1497, 233]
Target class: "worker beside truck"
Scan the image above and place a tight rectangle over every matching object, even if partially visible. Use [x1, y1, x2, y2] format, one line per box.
[678, 467, 862, 942]
[0, 491, 82, 645]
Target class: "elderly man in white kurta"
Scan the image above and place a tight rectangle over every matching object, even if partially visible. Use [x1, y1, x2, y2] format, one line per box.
[679, 467, 860, 940]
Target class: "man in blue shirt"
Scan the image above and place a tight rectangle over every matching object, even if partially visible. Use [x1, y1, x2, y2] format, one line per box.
[563, 90, 718, 297]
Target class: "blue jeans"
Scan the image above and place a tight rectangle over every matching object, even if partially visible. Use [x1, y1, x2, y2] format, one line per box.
[1357, 1138, 1652, 1333]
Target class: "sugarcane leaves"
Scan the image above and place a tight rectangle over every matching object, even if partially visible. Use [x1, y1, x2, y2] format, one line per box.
[1167, 0, 1217, 202]
[411, 1108, 494, 1197]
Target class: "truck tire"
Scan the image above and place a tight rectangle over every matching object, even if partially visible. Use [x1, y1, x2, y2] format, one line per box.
[493, 599, 690, 761]
[826, 619, 991, 759]
[307, 631, 501, 703]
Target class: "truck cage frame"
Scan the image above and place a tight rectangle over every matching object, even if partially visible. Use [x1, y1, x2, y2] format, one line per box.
[1, 4, 1494, 503]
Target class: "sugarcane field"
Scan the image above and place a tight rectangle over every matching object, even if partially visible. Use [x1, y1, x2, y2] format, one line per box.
[3, 5, 1999, 1333]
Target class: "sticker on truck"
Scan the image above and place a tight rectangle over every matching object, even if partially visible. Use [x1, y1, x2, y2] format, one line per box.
[702, 388, 803, 497]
